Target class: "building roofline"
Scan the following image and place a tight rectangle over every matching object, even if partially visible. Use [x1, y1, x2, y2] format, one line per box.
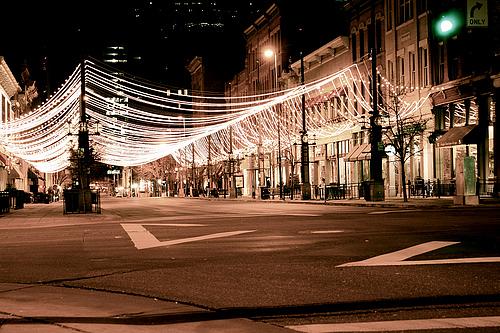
[243, 3, 279, 38]
[0, 56, 21, 97]
[290, 36, 349, 70]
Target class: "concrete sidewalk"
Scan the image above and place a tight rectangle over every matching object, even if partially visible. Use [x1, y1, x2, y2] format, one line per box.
[210, 194, 500, 209]
[0, 283, 293, 332]
[0, 201, 120, 230]
[272, 196, 457, 208]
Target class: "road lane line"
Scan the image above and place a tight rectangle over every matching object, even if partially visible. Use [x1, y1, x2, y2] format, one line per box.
[287, 316, 500, 332]
[337, 241, 500, 267]
[120, 223, 206, 227]
[247, 213, 320, 217]
[310, 230, 344, 234]
[368, 209, 421, 215]
[120, 224, 256, 250]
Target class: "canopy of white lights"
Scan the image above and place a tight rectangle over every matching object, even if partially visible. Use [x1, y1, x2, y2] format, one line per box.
[0, 58, 431, 173]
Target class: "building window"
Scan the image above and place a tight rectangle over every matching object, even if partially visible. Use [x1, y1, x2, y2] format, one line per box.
[1, 95, 5, 123]
[353, 82, 358, 114]
[376, 20, 383, 53]
[359, 29, 365, 59]
[416, 0, 427, 15]
[343, 95, 349, 116]
[387, 60, 395, 84]
[418, 46, 429, 87]
[397, 55, 405, 87]
[409, 51, 416, 90]
[361, 80, 366, 114]
[397, 0, 413, 25]
[386, 0, 393, 30]
[437, 44, 445, 84]
[351, 32, 357, 62]
[448, 39, 460, 81]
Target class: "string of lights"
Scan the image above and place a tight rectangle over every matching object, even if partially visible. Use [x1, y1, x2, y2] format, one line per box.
[0, 59, 431, 173]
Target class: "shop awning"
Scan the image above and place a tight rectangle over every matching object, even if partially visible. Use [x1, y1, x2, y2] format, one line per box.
[436, 125, 478, 148]
[345, 143, 371, 162]
[0, 154, 6, 167]
[356, 144, 372, 161]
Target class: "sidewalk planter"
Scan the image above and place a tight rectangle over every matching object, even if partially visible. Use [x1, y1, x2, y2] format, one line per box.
[3, 189, 26, 210]
[0, 191, 9, 213]
[363, 180, 385, 202]
[15, 190, 25, 209]
[33, 192, 50, 204]
[63, 189, 101, 214]
[260, 187, 271, 199]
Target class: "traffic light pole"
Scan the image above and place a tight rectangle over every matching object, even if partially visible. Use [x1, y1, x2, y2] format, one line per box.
[368, 0, 384, 201]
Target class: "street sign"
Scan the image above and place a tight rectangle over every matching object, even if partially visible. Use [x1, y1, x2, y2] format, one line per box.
[467, 0, 488, 27]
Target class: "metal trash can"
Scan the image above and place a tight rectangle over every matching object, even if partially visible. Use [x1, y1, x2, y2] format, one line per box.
[260, 187, 271, 199]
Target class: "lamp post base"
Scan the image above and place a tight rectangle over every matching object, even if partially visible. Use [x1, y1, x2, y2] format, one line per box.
[301, 183, 311, 200]
[365, 180, 385, 202]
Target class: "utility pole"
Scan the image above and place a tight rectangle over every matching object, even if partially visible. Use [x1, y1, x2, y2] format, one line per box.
[300, 51, 311, 200]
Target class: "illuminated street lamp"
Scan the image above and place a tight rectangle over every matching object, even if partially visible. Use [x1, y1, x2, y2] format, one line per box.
[264, 48, 283, 200]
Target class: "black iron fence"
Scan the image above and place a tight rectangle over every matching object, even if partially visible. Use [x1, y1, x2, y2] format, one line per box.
[408, 179, 455, 198]
[476, 179, 496, 197]
[319, 178, 494, 201]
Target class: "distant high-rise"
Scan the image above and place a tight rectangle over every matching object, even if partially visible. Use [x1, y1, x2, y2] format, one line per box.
[95, 1, 275, 87]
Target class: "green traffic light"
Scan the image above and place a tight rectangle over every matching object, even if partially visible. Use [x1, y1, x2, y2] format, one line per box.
[440, 19, 453, 33]
[434, 9, 463, 39]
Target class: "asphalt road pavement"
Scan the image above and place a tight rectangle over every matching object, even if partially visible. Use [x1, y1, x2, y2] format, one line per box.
[0, 196, 499, 332]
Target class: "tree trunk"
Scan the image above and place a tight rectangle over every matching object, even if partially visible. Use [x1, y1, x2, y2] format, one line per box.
[401, 159, 408, 202]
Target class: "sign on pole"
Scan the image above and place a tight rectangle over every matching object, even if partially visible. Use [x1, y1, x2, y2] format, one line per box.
[467, 0, 488, 27]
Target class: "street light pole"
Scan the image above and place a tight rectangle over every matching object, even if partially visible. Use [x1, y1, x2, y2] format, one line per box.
[78, 57, 91, 191]
[275, 56, 283, 200]
[264, 49, 283, 200]
[369, 46, 383, 183]
[300, 51, 311, 200]
[228, 83, 237, 199]
[368, 0, 384, 201]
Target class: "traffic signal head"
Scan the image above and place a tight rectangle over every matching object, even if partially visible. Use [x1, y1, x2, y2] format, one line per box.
[433, 9, 463, 39]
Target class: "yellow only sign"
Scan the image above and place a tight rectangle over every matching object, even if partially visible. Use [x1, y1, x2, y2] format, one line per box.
[467, 0, 488, 27]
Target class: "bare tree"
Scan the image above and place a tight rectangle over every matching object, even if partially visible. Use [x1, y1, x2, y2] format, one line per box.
[381, 91, 428, 202]
[133, 155, 178, 194]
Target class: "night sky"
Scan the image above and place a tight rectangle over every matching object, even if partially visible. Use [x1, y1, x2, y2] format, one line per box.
[1, 1, 344, 103]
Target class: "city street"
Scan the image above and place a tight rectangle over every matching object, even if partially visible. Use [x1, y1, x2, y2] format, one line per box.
[0, 197, 499, 332]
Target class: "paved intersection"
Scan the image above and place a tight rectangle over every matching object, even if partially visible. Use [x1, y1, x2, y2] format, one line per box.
[0, 197, 499, 332]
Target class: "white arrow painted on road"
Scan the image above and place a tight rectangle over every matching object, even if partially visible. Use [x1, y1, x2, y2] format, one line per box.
[121, 223, 256, 250]
[337, 241, 500, 267]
